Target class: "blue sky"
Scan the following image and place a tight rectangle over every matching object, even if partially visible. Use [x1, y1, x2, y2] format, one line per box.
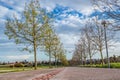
[0, 0, 120, 62]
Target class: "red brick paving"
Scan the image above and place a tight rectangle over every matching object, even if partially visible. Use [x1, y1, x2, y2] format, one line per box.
[32, 68, 64, 80]
[0, 68, 60, 80]
[0, 67, 120, 80]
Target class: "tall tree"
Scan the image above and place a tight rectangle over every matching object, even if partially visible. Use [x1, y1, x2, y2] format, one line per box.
[87, 18, 114, 65]
[52, 34, 61, 67]
[91, 19, 105, 65]
[40, 17, 68, 67]
[72, 35, 89, 65]
[81, 22, 96, 64]
[41, 21, 54, 68]
[5, 0, 49, 70]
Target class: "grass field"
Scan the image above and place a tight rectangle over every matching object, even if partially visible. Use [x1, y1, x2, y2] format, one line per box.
[0, 65, 49, 73]
[79, 63, 120, 68]
[0, 67, 33, 73]
[0, 64, 60, 73]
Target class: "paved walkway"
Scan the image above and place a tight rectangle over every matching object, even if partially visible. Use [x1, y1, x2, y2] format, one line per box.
[0, 67, 120, 80]
[0, 68, 57, 80]
[51, 67, 120, 80]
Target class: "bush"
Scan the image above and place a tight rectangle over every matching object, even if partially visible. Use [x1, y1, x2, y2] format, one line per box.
[110, 63, 120, 68]
[9, 64, 14, 67]
[14, 63, 24, 67]
[24, 63, 33, 67]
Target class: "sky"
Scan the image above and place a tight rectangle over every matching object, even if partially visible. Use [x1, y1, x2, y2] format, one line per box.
[0, 0, 120, 62]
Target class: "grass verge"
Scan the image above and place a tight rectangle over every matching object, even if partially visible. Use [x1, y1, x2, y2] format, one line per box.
[79, 63, 120, 68]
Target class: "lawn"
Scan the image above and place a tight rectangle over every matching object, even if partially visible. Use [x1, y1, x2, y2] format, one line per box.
[0, 65, 60, 73]
[0, 65, 45, 73]
[79, 63, 120, 68]
[0, 65, 34, 73]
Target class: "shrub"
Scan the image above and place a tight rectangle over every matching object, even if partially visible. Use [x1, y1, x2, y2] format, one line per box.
[24, 63, 33, 67]
[14, 63, 24, 67]
[9, 64, 14, 67]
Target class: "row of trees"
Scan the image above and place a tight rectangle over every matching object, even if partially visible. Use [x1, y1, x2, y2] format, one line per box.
[72, 0, 120, 66]
[4, 0, 68, 69]
[71, 55, 120, 66]
[72, 18, 114, 66]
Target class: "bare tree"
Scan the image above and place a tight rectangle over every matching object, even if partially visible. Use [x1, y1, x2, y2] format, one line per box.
[72, 44, 83, 65]
[92, 0, 120, 30]
[90, 19, 105, 65]
[88, 18, 114, 65]
[80, 21, 96, 64]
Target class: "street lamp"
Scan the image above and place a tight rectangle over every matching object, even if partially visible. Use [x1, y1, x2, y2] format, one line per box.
[101, 20, 110, 68]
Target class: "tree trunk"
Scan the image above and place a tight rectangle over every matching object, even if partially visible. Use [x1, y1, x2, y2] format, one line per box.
[84, 57, 86, 65]
[89, 55, 92, 65]
[33, 20, 37, 70]
[49, 47, 51, 68]
[55, 52, 57, 67]
[88, 42, 92, 65]
[100, 49, 104, 65]
[81, 52, 83, 65]
[33, 40, 37, 70]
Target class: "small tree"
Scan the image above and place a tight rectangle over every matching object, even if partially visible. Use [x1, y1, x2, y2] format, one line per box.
[53, 43, 68, 66]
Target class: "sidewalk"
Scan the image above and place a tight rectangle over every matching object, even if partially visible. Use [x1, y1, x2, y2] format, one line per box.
[0, 69, 56, 80]
[50, 67, 120, 80]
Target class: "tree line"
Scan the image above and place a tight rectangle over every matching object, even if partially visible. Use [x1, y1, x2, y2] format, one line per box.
[4, 0, 68, 70]
[72, 18, 114, 66]
[72, 0, 120, 66]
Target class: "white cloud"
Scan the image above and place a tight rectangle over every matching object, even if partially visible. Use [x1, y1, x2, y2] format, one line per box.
[54, 14, 81, 28]
[108, 41, 120, 56]
[80, 8, 94, 16]
[1, 0, 28, 11]
[59, 33, 79, 48]
[6, 55, 32, 60]
[40, 0, 93, 15]
[0, 5, 9, 18]
[0, 42, 14, 46]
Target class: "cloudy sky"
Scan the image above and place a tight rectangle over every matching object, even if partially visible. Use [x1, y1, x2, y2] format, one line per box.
[0, 0, 120, 62]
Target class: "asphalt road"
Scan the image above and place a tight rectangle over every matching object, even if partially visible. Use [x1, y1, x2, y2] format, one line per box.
[50, 67, 120, 80]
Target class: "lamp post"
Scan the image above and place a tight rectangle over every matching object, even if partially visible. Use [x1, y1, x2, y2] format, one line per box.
[101, 20, 110, 68]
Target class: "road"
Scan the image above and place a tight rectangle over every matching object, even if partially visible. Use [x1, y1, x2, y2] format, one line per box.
[0, 68, 57, 80]
[51, 67, 120, 80]
[0, 67, 120, 80]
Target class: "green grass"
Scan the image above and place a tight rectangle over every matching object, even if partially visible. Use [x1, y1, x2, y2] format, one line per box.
[0, 64, 62, 73]
[0, 67, 34, 73]
[79, 62, 120, 68]
[0, 65, 43, 73]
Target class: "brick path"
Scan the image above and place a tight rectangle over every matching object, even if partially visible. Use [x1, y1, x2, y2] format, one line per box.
[0, 68, 58, 80]
[0, 67, 120, 80]
[50, 67, 120, 80]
